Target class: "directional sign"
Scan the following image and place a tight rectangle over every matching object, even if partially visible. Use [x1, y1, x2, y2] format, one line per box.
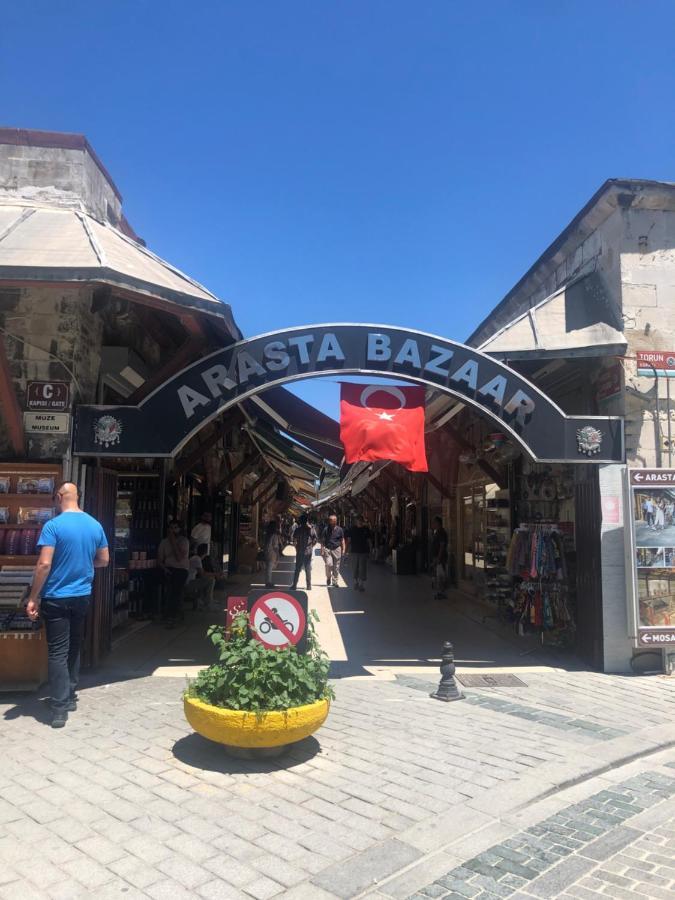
[23, 412, 70, 434]
[248, 589, 308, 653]
[631, 469, 675, 485]
[637, 351, 675, 377]
[638, 630, 675, 647]
[27, 381, 70, 411]
[628, 468, 675, 650]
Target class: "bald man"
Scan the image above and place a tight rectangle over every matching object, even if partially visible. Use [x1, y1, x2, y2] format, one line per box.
[26, 482, 109, 728]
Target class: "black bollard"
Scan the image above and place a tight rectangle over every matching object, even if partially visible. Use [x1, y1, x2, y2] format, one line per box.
[430, 640, 465, 702]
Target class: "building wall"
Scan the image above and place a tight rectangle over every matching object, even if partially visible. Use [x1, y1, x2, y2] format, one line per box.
[620, 206, 675, 468]
[0, 143, 121, 222]
[469, 189, 675, 673]
[0, 284, 102, 460]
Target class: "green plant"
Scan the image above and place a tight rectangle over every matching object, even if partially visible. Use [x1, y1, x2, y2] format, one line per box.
[186, 610, 334, 712]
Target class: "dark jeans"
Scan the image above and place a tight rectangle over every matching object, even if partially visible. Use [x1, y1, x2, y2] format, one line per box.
[292, 555, 312, 589]
[164, 567, 188, 620]
[41, 596, 90, 711]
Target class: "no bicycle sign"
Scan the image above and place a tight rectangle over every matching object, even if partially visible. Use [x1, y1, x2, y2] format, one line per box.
[247, 589, 308, 654]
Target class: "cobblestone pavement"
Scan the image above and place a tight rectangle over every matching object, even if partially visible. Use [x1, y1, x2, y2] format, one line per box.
[402, 767, 675, 900]
[1, 665, 675, 899]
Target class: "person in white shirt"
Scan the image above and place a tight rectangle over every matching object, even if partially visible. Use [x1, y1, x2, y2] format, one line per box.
[190, 512, 212, 553]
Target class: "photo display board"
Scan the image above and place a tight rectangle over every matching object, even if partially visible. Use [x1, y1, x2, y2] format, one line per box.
[629, 469, 675, 647]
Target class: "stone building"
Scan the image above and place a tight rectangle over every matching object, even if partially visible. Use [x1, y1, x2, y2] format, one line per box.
[464, 179, 675, 672]
[0, 127, 241, 463]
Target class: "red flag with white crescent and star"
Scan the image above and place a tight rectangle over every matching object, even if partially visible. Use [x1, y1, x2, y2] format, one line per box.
[339, 383, 428, 472]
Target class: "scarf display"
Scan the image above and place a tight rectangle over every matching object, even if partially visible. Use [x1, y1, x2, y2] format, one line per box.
[506, 526, 574, 634]
[506, 527, 566, 580]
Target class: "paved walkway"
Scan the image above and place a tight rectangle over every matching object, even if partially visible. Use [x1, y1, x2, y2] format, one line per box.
[1, 551, 674, 898]
[105, 546, 576, 683]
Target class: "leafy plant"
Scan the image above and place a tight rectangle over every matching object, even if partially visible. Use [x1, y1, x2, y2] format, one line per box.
[186, 610, 334, 712]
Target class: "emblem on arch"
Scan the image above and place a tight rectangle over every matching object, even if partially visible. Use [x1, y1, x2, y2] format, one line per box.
[93, 415, 123, 448]
[576, 425, 603, 457]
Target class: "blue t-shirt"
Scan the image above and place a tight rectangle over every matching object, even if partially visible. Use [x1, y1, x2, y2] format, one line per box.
[37, 511, 108, 599]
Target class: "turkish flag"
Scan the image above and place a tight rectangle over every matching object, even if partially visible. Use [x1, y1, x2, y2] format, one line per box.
[339, 383, 428, 472]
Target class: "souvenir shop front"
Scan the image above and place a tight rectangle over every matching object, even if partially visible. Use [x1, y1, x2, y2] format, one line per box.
[0, 323, 625, 690]
[453, 439, 602, 665]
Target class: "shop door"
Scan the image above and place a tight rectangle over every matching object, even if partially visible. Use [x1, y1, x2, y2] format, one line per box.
[83, 466, 117, 667]
[575, 473, 603, 669]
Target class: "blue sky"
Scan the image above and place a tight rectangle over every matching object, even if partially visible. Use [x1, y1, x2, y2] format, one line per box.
[2, 1, 675, 418]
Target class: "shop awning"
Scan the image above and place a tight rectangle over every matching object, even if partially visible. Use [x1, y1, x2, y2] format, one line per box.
[476, 272, 626, 360]
[0, 202, 241, 339]
[243, 386, 343, 466]
[244, 424, 325, 481]
[242, 420, 333, 504]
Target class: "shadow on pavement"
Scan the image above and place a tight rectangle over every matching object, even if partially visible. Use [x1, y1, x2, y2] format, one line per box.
[2, 691, 54, 726]
[172, 732, 322, 774]
[326, 560, 588, 678]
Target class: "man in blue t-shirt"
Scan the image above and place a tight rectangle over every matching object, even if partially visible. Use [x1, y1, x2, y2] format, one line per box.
[26, 482, 109, 728]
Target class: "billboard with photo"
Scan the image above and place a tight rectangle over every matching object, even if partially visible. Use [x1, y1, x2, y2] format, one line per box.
[628, 469, 675, 647]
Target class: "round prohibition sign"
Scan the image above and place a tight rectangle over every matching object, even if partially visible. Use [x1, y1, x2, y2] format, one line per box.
[251, 592, 306, 649]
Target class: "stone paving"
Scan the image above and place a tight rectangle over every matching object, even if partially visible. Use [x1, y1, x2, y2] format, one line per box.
[404, 769, 675, 900]
[1, 664, 675, 899]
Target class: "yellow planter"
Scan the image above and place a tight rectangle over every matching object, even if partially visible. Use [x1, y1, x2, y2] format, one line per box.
[184, 695, 330, 752]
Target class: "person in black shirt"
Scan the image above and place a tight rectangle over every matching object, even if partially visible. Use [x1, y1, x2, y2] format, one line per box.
[291, 515, 316, 590]
[348, 515, 371, 592]
[431, 515, 448, 600]
[321, 515, 346, 587]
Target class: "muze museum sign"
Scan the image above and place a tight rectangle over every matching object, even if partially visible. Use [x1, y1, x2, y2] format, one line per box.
[73, 324, 624, 463]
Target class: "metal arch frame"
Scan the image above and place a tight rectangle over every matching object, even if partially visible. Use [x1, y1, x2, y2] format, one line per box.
[73, 323, 625, 464]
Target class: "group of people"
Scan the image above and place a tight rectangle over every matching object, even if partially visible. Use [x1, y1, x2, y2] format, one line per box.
[261, 513, 373, 592]
[157, 511, 223, 628]
[641, 495, 675, 532]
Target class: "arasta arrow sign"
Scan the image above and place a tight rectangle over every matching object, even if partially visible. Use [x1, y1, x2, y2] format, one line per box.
[630, 469, 675, 485]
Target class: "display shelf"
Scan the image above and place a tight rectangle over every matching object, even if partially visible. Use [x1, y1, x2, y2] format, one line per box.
[0, 493, 55, 500]
[0, 523, 47, 529]
[0, 555, 38, 565]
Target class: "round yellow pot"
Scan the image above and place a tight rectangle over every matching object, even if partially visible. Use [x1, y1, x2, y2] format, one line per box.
[184, 695, 330, 756]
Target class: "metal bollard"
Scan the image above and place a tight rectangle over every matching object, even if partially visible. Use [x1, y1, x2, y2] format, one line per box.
[430, 641, 465, 702]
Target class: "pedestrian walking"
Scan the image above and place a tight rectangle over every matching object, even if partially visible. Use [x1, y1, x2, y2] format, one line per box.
[263, 520, 283, 587]
[348, 515, 371, 591]
[158, 520, 190, 628]
[645, 497, 655, 527]
[25, 482, 109, 728]
[291, 515, 316, 590]
[321, 514, 346, 587]
[431, 515, 448, 600]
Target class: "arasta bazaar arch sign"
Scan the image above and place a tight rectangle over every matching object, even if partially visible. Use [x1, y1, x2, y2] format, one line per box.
[73, 324, 624, 463]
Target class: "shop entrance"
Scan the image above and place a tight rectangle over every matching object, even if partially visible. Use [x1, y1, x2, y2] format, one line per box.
[70, 323, 624, 671]
[320, 397, 607, 671]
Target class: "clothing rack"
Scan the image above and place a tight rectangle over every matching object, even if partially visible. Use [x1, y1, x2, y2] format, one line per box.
[506, 523, 574, 643]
